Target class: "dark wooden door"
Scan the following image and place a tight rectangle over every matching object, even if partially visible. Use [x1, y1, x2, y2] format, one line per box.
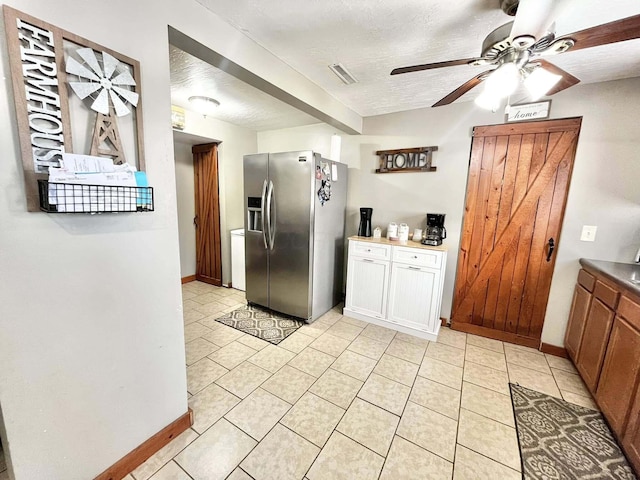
[451, 118, 582, 347]
[193, 143, 222, 286]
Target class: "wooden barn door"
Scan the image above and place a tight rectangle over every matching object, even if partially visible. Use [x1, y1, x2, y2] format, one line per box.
[193, 143, 222, 286]
[451, 118, 581, 348]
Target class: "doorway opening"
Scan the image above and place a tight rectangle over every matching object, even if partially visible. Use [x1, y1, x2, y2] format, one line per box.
[173, 131, 222, 285]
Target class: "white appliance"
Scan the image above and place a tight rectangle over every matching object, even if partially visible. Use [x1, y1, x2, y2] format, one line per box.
[231, 229, 246, 291]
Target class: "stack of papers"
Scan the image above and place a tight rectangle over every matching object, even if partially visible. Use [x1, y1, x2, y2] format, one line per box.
[47, 153, 149, 212]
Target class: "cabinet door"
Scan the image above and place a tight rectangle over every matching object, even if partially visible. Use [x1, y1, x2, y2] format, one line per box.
[596, 316, 640, 434]
[623, 382, 640, 473]
[564, 284, 592, 361]
[346, 256, 390, 319]
[575, 298, 615, 391]
[387, 263, 440, 333]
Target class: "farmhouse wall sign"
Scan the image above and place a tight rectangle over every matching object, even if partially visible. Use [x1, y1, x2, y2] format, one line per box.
[505, 100, 551, 123]
[3, 6, 145, 211]
[375, 146, 438, 174]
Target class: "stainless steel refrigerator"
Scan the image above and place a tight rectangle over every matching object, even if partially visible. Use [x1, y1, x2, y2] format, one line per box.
[243, 151, 348, 322]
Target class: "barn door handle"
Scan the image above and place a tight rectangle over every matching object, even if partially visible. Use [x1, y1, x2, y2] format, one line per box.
[193, 216, 199, 228]
[546, 238, 555, 262]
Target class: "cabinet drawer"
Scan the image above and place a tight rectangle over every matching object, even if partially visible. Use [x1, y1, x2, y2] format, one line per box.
[578, 269, 596, 292]
[350, 241, 391, 260]
[594, 280, 620, 310]
[618, 296, 640, 330]
[392, 246, 442, 268]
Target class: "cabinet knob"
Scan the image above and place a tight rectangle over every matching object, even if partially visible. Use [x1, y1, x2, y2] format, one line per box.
[413, 255, 418, 259]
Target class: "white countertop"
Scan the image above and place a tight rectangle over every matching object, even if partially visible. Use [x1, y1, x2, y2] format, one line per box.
[348, 235, 448, 252]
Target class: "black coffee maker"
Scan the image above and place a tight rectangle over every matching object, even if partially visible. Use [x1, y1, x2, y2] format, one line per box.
[358, 208, 373, 237]
[422, 213, 446, 246]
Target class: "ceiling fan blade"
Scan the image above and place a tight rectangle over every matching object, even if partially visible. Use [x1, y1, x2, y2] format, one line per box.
[391, 58, 480, 75]
[432, 71, 492, 107]
[559, 14, 640, 52]
[510, 0, 576, 40]
[536, 60, 580, 95]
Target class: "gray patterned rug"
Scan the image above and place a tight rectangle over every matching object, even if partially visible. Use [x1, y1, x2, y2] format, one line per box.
[510, 383, 637, 480]
[215, 304, 305, 345]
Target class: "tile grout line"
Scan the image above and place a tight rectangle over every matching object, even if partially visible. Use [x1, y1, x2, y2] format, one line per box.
[182, 305, 535, 479]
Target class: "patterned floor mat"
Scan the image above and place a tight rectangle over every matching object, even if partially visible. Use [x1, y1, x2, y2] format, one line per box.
[510, 383, 637, 480]
[215, 304, 305, 345]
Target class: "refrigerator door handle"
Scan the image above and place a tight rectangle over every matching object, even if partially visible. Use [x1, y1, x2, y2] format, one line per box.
[261, 179, 268, 249]
[266, 180, 276, 250]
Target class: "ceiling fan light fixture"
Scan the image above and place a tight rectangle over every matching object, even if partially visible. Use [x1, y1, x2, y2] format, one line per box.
[474, 87, 501, 111]
[524, 67, 562, 100]
[188, 95, 220, 115]
[485, 62, 520, 97]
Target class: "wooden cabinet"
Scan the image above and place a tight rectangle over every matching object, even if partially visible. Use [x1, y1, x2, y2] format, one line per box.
[565, 284, 592, 359]
[564, 261, 640, 473]
[344, 238, 447, 341]
[624, 375, 640, 472]
[596, 315, 640, 433]
[574, 279, 619, 391]
[575, 298, 615, 391]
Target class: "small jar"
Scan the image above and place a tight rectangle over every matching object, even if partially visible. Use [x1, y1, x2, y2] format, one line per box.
[387, 222, 398, 240]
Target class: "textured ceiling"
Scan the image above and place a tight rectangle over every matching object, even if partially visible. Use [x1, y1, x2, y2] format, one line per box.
[169, 45, 320, 131]
[189, 0, 640, 118]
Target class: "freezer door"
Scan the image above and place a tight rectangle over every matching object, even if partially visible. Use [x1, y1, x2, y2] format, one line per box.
[267, 151, 314, 319]
[243, 153, 269, 308]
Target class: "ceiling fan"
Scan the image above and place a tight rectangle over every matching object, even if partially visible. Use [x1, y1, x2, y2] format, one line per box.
[390, 0, 640, 108]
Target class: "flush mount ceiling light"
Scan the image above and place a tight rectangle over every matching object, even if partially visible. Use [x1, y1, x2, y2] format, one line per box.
[188, 95, 220, 115]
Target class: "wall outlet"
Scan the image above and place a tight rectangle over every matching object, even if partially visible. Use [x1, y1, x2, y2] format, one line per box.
[580, 225, 597, 242]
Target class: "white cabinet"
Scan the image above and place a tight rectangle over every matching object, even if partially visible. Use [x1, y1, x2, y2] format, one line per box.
[344, 238, 447, 341]
[346, 255, 391, 319]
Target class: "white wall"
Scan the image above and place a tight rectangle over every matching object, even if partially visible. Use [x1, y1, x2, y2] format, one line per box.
[174, 139, 197, 277]
[0, 3, 187, 478]
[175, 111, 258, 284]
[0, 1, 351, 478]
[258, 77, 640, 347]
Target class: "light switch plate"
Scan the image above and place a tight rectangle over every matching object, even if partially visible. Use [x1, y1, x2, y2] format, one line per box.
[580, 225, 597, 242]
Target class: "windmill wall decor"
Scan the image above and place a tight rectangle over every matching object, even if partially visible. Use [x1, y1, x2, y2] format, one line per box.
[3, 6, 146, 211]
[66, 48, 140, 164]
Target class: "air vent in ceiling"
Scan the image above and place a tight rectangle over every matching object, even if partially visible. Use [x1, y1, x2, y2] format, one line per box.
[329, 63, 358, 85]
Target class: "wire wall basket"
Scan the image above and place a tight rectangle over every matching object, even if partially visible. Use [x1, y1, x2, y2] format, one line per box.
[38, 180, 154, 213]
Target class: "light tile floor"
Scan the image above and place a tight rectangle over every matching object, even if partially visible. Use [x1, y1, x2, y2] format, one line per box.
[127, 281, 597, 480]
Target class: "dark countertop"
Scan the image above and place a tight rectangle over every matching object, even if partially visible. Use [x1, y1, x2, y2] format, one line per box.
[580, 259, 640, 297]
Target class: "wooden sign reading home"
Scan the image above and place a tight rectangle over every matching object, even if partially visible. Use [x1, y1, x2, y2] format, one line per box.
[3, 6, 145, 211]
[375, 146, 438, 174]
